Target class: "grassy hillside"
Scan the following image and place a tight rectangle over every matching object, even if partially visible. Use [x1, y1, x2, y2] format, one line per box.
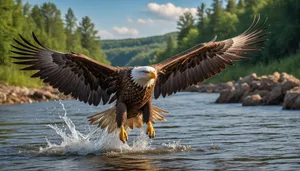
[206, 52, 300, 83]
[101, 32, 177, 66]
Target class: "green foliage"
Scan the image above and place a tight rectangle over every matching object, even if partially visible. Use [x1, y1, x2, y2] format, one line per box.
[150, 36, 177, 64]
[154, 0, 299, 79]
[0, 65, 43, 87]
[177, 12, 196, 50]
[226, 0, 236, 13]
[0, 0, 109, 87]
[206, 52, 300, 83]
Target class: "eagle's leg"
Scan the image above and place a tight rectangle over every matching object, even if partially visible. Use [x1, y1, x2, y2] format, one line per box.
[119, 125, 128, 143]
[116, 102, 128, 143]
[143, 101, 155, 138]
[146, 122, 155, 138]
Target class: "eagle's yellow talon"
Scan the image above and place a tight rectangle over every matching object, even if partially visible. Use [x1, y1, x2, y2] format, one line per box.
[119, 125, 128, 143]
[146, 122, 155, 138]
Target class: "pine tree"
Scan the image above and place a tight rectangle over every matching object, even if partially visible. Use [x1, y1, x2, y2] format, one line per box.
[0, 0, 16, 64]
[226, 0, 236, 13]
[40, 2, 66, 50]
[79, 16, 95, 50]
[150, 36, 177, 64]
[177, 12, 195, 49]
[65, 8, 77, 34]
[166, 36, 177, 55]
[237, 0, 245, 9]
[210, 0, 223, 27]
[65, 8, 81, 52]
[79, 16, 108, 63]
[197, 3, 206, 31]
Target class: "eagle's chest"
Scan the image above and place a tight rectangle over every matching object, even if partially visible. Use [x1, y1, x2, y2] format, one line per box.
[122, 83, 153, 108]
[119, 73, 154, 110]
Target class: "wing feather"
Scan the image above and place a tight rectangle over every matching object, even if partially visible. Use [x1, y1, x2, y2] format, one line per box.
[11, 32, 120, 106]
[152, 15, 269, 98]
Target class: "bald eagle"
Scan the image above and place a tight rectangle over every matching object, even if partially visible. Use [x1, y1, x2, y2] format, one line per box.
[11, 16, 268, 143]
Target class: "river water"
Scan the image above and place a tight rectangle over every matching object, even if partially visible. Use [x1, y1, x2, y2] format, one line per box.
[1, 93, 300, 170]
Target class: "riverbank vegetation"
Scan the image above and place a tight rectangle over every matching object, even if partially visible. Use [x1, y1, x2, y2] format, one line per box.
[0, 0, 108, 87]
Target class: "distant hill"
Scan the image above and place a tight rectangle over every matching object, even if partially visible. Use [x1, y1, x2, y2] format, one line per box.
[101, 32, 177, 66]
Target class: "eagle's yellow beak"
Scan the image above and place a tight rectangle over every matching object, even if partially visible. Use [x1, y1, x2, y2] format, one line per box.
[147, 71, 157, 79]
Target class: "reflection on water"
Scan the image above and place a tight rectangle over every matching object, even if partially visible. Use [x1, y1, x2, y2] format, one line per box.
[1, 93, 300, 170]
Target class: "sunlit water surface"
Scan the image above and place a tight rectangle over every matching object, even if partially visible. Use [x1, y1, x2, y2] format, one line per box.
[1, 93, 300, 170]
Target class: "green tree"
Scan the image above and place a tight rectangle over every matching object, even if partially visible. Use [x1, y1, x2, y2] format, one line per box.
[79, 16, 108, 63]
[177, 12, 195, 42]
[226, 0, 236, 13]
[0, 0, 16, 64]
[151, 36, 177, 64]
[197, 3, 206, 32]
[177, 12, 195, 51]
[180, 28, 199, 51]
[210, 0, 223, 27]
[237, 0, 245, 9]
[40, 2, 66, 50]
[64, 8, 81, 52]
[65, 8, 76, 33]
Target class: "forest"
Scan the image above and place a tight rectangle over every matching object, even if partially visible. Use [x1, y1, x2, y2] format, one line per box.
[0, 0, 108, 86]
[0, 0, 299, 87]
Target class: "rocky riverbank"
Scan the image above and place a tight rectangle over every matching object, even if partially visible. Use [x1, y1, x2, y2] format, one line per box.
[0, 83, 73, 105]
[186, 72, 300, 110]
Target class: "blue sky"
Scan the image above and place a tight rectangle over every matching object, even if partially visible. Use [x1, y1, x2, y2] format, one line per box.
[26, 0, 212, 40]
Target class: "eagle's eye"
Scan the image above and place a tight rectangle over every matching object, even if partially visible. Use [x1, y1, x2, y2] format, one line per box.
[141, 70, 149, 73]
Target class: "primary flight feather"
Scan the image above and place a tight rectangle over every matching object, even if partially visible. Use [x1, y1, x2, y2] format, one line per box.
[11, 16, 269, 143]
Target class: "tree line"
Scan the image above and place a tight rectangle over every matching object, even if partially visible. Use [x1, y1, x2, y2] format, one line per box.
[0, 0, 108, 66]
[152, 0, 300, 65]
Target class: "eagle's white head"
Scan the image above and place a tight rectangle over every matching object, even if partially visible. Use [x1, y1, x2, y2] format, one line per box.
[131, 66, 157, 88]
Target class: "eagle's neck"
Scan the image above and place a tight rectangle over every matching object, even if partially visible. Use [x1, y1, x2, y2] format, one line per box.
[133, 78, 155, 88]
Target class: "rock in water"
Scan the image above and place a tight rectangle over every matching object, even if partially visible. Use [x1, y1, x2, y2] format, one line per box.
[242, 94, 262, 106]
[283, 87, 300, 110]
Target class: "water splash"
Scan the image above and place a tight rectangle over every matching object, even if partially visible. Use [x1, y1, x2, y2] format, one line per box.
[38, 101, 191, 156]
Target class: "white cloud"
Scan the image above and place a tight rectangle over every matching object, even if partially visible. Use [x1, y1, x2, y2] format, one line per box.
[137, 18, 154, 24]
[137, 19, 146, 24]
[146, 3, 197, 20]
[127, 18, 133, 23]
[97, 30, 115, 39]
[112, 26, 139, 36]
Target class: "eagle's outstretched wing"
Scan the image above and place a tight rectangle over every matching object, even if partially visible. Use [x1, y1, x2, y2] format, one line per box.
[11, 33, 120, 106]
[152, 15, 269, 99]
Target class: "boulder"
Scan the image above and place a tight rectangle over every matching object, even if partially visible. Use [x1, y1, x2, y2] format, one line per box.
[273, 72, 281, 82]
[215, 87, 235, 103]
[0, 92, 7, 103]
[281, 79, 300, 94]
[242, 94, 262, 106]
[185, 85, 201, 92]
[279, 72, 300, 83]
[216, 81, 234, 92]
[259, 77, 277, 91]
[253, 90, 269, 98]
[240, 73, 258, 85]
[279, 72, 290, 82]
[283, 87, 300, 110]
[262, 84, 284, 105]
[216, 82, 250, 103]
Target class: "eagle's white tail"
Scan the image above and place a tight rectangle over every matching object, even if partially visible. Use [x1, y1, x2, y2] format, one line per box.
[88, 106, 168, 133]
